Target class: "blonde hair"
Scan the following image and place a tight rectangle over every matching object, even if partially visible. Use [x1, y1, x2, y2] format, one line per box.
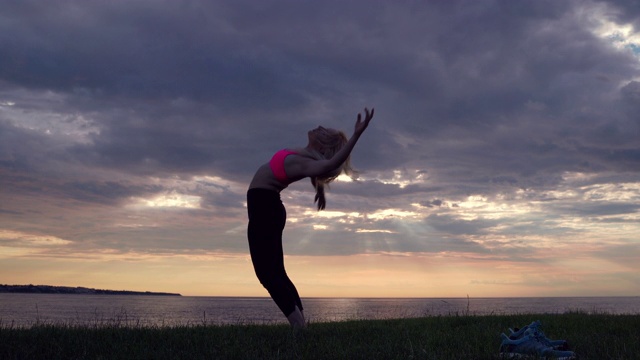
[297, 128, 357, 210]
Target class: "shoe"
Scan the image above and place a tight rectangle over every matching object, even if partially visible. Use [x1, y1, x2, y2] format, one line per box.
[509, 321, 569, 351]
[500, 321, 576, 359]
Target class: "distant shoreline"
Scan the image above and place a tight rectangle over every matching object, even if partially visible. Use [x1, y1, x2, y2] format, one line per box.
[0, 284, 181, 296]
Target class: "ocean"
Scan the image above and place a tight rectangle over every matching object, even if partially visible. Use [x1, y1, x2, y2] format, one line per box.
[0, 294, 638, 327]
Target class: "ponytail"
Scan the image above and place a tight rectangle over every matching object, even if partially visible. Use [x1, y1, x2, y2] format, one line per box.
[312, 178, 326, 211]
[300, 128, 358, 210]
[310, 154, 357, 211]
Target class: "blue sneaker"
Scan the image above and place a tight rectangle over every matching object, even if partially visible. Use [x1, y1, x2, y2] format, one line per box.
[509, 321, 569, 351]
[500, 321, 575, 359]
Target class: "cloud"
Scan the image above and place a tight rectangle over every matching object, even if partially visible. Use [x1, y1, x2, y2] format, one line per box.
[1, 0, 639, 296]
[0, 230, 72, 247]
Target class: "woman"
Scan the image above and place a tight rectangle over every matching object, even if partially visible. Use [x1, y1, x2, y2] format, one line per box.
[247, 108, 374, 328]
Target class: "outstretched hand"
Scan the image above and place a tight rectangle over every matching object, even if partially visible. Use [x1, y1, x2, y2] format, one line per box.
[354, 107, 374, 135]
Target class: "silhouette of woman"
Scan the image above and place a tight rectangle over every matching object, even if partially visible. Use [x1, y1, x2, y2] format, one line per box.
[247, 108, 374, 328]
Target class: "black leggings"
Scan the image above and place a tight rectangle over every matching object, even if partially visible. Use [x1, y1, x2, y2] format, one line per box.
[247, 188, 303, 317]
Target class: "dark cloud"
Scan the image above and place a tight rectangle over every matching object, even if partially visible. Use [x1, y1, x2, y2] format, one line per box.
[600, 0, 640, 25]
[58, 180, 162, 205]
[1, 0, 639, 262]
[425, 214, 499, 236]
[551, 202, 640, 217]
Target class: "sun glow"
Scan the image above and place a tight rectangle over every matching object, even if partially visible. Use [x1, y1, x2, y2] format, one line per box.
[130, 191, 201, 209]
[589, 6, 640, 60]
[366, 209, 420, 220]
[372, 169, 427, 189]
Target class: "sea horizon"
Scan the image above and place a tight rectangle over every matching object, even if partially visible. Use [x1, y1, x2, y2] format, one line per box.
[6, 284, 638, 299]
[182, 295, 640, 299]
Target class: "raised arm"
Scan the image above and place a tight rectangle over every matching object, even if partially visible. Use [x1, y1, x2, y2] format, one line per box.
[294, 108, 374, 178]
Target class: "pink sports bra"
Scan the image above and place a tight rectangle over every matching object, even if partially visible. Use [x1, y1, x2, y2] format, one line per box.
[269, 149, 298, 183]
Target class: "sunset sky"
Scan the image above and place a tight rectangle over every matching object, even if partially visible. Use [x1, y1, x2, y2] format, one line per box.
[1, 0, 639, 298]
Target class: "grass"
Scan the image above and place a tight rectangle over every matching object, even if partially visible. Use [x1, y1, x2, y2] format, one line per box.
[1, 312, 639, 359]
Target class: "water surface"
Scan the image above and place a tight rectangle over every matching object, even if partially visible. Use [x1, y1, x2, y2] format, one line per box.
[1, 294, 637, 327]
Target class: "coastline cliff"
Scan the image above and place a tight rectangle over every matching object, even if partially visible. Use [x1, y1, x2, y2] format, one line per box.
[0, 284, 181, 296]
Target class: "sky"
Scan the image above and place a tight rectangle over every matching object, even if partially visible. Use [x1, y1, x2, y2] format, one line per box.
[1, 0, 639, 298]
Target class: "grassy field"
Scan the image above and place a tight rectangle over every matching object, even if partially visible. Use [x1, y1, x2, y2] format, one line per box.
[1, 313, 639, 359]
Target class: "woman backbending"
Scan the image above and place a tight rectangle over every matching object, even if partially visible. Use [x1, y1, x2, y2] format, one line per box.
[247, 108, 374, 328]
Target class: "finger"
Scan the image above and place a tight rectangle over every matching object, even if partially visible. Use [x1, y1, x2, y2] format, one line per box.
[366, 108, 374, 122]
